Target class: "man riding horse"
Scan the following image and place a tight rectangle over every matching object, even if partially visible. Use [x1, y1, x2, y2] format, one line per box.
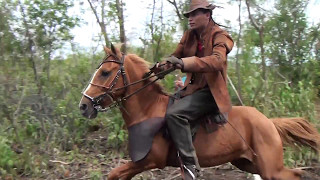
[157, 0, 234, 179]
[79, 0, 320, 176]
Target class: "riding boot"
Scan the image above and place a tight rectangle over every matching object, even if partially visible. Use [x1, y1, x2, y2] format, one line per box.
[178, 154, 200, 180]
[181, 164, 199, 180]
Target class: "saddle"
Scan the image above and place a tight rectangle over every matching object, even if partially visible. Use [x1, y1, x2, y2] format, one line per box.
[128, 96, 227, 163]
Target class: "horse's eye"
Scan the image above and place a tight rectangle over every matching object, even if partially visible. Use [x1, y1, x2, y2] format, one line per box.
[101, 70, 110, 77]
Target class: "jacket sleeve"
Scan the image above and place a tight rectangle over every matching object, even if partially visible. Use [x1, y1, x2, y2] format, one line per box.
[171, 32, 188, 58]
[182, 32, 234, 72]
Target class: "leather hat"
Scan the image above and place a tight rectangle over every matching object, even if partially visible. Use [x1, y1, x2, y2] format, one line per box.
[183, 0, 216, 18]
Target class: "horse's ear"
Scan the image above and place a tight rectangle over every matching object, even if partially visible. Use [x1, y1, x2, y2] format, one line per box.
[103, 46, 112, 55]
[111, 43, 116, 54]
[110, 43, 122, 58]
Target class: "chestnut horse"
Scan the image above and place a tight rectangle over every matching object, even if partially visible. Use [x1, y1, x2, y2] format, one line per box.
[79, 45, 320, 180]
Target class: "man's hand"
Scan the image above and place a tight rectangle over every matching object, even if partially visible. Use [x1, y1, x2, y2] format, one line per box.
[146, 56, 183, 79]
[149, 62, 165, 75]
[164, 56, 184, 70]
[175, 76, 184, 90]
[147, 62, 174, 79]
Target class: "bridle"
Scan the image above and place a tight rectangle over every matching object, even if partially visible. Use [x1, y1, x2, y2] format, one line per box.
[82, 54, 128, 111]
[82, 54, 175, 112]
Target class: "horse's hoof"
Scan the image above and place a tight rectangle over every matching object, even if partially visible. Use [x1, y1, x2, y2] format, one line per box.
[108, 172, 119, 180]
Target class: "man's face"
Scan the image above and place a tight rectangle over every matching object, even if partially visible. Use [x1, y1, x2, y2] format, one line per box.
[188, 9, 210, 31]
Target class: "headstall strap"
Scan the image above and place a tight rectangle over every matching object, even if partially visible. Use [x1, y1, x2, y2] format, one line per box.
[84, 54, 129, 112]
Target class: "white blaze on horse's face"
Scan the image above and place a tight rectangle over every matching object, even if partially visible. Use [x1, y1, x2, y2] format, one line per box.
[83, 68, 100, 96]
[80, 62, 117, 118]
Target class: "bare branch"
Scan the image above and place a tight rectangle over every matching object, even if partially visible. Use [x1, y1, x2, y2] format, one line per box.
[245, 0, 260, 31]
[87, 0, 101, 26]
[87, 0, 109, 45]
[11, 81, 26, 147]
[228, 76, 244, 106]
[49, 160, 73, 165]
[245, 0, 267, 82]
[167, 0, 183, 21]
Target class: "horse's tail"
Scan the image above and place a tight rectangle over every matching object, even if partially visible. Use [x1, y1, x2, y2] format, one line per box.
[271, 117, 320, 152]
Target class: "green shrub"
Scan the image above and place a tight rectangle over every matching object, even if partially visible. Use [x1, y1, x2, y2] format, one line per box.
[0, 136, 17, 175]
[106, 109, 127, 149]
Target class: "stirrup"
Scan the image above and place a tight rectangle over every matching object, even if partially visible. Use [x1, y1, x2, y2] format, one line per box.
[182, 165, 199, 180]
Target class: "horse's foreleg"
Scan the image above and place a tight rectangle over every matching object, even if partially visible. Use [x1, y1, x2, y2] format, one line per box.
[108, 134, 169, 180]
[108, 161, 157, 180]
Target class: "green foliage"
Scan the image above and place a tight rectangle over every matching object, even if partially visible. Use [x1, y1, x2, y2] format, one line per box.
[228, 0, 320, 168]
[270, 81, 315, 119]
[231, 62, 316, 119]
[162, 74, 177, 93]
[23, 0, 79, 49]
[106, 109, 127, 149]
[283, 146, 318, 167]
[265, 0, 310, 83]
[0, 136, 16, 174]
[89, 170, 103, 180]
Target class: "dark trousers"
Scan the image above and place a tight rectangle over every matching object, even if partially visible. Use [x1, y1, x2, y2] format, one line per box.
[165, 87, 219, 168]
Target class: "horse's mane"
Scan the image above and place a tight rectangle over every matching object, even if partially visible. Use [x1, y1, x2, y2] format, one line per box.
[127, 54, 166, 95]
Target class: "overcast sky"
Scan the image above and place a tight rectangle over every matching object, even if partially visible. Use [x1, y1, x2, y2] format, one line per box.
[69, 0, 320, 52]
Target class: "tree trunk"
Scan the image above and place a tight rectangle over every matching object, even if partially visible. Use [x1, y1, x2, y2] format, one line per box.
[245, 0, 267, 81]
[151, 0, 156, 45]
[235, 0, 243, 100]
[47, 50, 52, 81]
[154, 0, 164, 62]
[245, 0, 268, 113]
[150, 0, 156, 61]
[19, 0, 42, 94]
[87, 0, 109, 46]
[259, 29, 267, 81]
[116, 0, 126, 53]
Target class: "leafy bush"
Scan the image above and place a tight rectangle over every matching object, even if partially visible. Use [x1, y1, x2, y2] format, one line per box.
[106, 109, 127, 149]
[0, 136, 16, 175]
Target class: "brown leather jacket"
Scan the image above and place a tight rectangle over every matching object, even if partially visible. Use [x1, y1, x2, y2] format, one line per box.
[172, 20, 234, 114]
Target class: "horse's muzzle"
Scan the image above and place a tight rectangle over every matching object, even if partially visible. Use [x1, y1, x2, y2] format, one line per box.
[79, 97, 98, 119]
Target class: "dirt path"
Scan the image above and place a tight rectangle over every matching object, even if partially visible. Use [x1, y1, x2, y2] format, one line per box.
[136, 165, 320, 180]
[38, 154, 320, 180]
[24, 127, 320, 180]
[134, 165, 252, 180]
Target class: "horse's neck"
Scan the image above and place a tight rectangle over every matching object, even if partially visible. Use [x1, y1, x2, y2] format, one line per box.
[121, 85, 169, 127]
[120, 63, 169, 127]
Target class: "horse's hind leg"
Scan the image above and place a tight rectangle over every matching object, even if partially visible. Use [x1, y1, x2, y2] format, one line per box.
[252, 128, 302, 180]
[276, 168, 303, 180]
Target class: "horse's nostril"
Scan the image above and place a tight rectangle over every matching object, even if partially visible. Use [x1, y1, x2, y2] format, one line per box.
[80, 104, 88, 111]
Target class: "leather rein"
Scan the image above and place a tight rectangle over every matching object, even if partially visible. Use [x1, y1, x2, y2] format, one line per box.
[82, 54, 175, 112]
